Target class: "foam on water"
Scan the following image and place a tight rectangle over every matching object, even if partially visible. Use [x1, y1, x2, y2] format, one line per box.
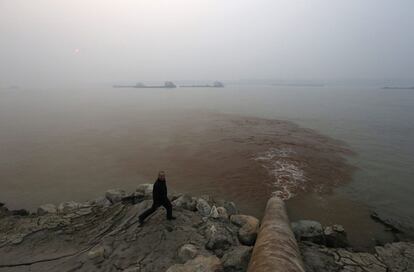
[255, 148, 307, 200]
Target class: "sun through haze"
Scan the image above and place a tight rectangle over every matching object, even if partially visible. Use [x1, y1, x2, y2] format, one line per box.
[1, 0, 414, 86]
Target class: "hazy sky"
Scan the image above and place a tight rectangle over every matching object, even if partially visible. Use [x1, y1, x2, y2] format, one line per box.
[1, 0, 413, 85]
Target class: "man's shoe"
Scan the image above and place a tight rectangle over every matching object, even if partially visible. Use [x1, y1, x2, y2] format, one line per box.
[167, 216, 176, 221]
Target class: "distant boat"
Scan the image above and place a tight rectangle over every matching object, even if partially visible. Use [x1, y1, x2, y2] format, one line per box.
[179, 81, 224, 88]
[113, 81, 176, 88]
[382, 86, 414, 90]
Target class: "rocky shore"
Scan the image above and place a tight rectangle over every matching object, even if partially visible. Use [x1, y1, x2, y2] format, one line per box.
[1, 185, 413, 272]
[0, 186, 258, 272]
[292, 220, 414, 272]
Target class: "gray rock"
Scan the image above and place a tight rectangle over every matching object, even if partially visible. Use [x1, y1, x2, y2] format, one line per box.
[238, 224, 258, 246]
[37, 204, 57, 215]
[230, 215, 259, 246]
[375, 242, 414, 272]
[209, 206, 220, 219]
[88, 196, 112, 208]
[300, 241, 414, 272]
[200, 195, 214, 205]
[173, 194, 197, 211]
[299, 243, 341, 272]
[10, 234, 25, 245]
[336, 248, 387, 272]
[197, 198, 212, 217]
[217, 207, 229, 220]
[58, 201, 81, 214]
[215, 200, 238, 216]
[230, 215, 257, 227]
[105, 189, 127, 204]
[332, 224, 344, 232]
[205, 224, 235, 251]
[136, 183, 153, 197]
[87, 245, 112, 264]
[223, 201, 238, 216]
[291, 220, 324, 244]
[178, 244, 198, 263]
[324, 225, 348, 248]
[169, 191, 183, 202]
[222, 245, 252, 272]
[166, 255, 223, 272]
[370, 210, 414, 241]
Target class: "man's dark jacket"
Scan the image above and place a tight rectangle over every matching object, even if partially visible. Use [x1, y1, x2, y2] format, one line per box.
[152, 179, 168, 203]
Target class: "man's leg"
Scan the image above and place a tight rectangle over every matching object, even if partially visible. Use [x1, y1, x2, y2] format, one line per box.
[162, 199, 174, 220]
[139, 202, 160, 222]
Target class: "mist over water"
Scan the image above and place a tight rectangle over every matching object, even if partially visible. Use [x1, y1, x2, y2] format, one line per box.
[1, 0, 414, 87]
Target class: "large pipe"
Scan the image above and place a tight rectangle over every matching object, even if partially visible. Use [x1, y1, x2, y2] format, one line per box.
[247, 196, 305, 272]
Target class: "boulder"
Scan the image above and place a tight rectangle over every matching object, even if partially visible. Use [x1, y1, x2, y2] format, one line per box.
[291, 220, 324, 244]
[215, 200, 238, 216]
[335, 248, 387, 272]
[121, 191, 146, 205]
[375, 242, 414, 272]
[324, 225, 348, 248]
[216, 207, 229, 220]
[229, 215, 258, 228]
[300, 241, 414, 272]
[332, 224, 344, 232]
[224, 202, 237, 216]
[178, 244, 198, 263]
[169, 191, 183, 202]
[222, 246, 252, 272]
[209, 206, 220, 219]
[105, 189, 127, 204]
[197, 198, 212, 217]
[88, 196, 112, 208]
[230, 215, 259, 246]
[58, 201, 81, 214]
[136, 184, 153, 197]
[205, 224, 235, 251]
[200, 195, 214, 204]
[173, 194, 197, 211]
[166, 255, 223, 272]
[299, 243, 341, 272]
[37, 204, 57, 215]
[87, 245, 112, 264]
[238, 224, 258, 246]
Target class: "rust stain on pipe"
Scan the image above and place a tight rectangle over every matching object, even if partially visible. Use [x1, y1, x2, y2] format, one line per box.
[247, 196, 305, 272]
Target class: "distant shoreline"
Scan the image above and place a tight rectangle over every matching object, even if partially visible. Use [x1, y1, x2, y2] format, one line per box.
[382, 86, 414, 90]
[271, 83, 325, 87]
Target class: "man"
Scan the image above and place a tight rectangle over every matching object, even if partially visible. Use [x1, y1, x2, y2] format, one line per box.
[139, 171, 176, 224]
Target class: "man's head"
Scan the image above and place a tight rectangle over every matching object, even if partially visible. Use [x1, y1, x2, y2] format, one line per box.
[158, 171, 166, 181]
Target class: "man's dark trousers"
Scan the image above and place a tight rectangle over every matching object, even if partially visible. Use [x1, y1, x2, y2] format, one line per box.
[139, 199, 173, 221]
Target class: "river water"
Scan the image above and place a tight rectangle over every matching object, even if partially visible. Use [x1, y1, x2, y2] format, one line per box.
[1, 84, 413, 249]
